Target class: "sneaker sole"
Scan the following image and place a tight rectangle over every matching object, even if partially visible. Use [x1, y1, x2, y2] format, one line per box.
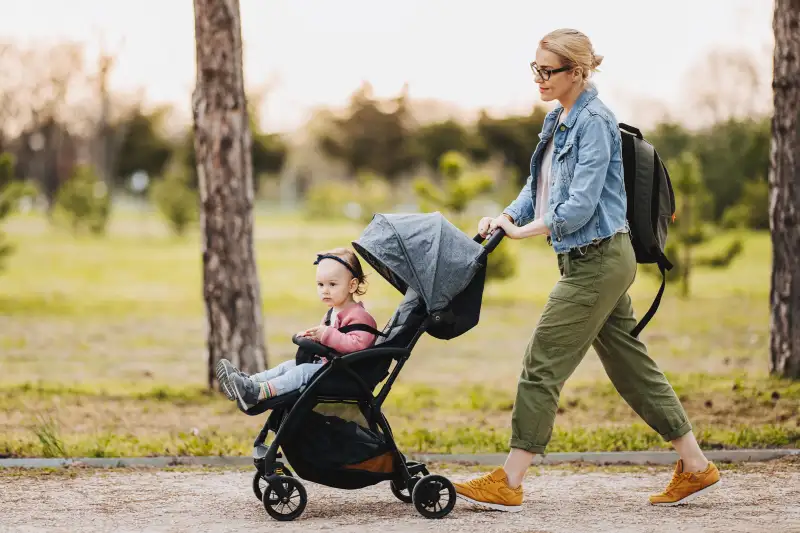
[456, 493, 523, 513]
[215, 360, 236, 401]
[650, 479, 721, 506]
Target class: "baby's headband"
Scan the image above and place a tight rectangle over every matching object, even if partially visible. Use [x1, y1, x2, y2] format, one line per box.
[313, 254, 359, 279]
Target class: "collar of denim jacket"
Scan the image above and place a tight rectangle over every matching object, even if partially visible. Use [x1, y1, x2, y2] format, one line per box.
[549, 83, 599, 131]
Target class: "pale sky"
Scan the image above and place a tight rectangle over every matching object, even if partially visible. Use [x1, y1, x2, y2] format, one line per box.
[1, 0, 775, 132]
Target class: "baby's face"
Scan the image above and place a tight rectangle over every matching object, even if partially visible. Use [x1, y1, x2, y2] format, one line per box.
[316, 260, 356, 308]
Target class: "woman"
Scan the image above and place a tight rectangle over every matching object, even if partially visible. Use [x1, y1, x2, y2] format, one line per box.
[454, 29, 720, 511]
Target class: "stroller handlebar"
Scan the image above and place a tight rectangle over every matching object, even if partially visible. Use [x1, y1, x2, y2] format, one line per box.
[474, 228, 505, 254]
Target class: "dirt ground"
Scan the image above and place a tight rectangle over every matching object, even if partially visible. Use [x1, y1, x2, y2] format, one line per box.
[1, 461, 798, 533]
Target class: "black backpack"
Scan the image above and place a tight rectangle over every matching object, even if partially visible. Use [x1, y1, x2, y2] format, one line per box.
[618, 123, 676, 338]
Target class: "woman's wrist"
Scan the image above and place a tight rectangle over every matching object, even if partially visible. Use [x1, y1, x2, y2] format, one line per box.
[516, 219, 549, 239]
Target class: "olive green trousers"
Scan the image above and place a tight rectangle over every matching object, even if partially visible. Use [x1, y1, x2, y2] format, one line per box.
[510, 232, 692, 454]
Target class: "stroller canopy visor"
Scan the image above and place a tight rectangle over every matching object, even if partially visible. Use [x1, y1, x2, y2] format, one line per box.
[352, 212, 485, 312]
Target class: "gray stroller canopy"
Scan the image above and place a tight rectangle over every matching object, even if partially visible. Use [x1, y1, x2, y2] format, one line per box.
[352, 212, 485, 313]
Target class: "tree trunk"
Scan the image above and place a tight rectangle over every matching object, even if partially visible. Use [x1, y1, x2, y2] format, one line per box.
[769, 0, 800, 379]
[192, 0, 268, 389]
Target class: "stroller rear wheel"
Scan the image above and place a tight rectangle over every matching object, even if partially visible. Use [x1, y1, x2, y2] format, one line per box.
[412, 474, 456, 519]
[262, 475, 307, 521]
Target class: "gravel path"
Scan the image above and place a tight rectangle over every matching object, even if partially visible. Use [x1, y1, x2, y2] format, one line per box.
[1, 462, 798, 533]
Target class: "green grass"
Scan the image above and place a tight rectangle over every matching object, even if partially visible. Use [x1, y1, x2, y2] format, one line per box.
[1, 371, 796, 458]
[0, 208, 792, 458]
[3, 422, 796, 459]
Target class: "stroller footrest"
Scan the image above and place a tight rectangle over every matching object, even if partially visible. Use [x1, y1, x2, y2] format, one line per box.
[244, 391, 302, 416]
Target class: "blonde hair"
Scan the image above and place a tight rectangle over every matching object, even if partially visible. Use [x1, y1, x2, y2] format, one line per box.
[539, 29, 603, 80]
[318, 247, 368, 296]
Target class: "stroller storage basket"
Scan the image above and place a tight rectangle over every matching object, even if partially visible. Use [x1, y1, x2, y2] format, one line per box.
[278, 408, 395, 490]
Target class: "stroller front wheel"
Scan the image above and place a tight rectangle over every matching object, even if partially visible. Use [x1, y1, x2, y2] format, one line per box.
[262, 475, 307, 521]
[252, 471, 267, 501]
[389, 476, 420, 504]
[412, 474, 456, 519]
[253, 467, 293, 501]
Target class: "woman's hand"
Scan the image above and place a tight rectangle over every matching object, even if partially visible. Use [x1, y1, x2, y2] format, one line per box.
[479, 214, 516, 238]
[477, 217, 494, 238]
[491, 215, 524, 239]
[480, 214, 549, 240]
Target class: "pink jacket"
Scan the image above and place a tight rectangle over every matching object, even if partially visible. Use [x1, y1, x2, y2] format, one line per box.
[319, 302, 378, 354]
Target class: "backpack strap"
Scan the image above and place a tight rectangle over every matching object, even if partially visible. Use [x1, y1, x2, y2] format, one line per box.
[630, 254, 674, 338]
[619, 123, 644, 139]
[324, 308, 333, 326]
[337, 323, 388, 337]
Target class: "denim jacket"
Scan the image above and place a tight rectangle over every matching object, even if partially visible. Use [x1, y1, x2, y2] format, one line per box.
[503, 84, 629, 253]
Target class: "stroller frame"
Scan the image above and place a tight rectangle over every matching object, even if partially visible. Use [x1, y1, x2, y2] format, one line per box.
[251, 315, 440, 519]
[247, 225, 505, 521]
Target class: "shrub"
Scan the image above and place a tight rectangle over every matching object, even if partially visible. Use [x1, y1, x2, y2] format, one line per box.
[149, 166, 198, 236]
[54, 165, 111, 235]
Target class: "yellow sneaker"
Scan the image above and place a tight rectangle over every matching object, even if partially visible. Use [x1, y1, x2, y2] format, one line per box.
[649, 460, 721, 506]
[453, 467, 523, 512]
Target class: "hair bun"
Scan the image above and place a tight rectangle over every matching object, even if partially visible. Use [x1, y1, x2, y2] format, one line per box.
[592, 53, 604, 69]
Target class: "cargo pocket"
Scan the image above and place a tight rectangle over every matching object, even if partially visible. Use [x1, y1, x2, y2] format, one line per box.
[536, 281, 599, 348]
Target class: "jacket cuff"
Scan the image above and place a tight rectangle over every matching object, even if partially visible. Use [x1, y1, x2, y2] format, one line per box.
[319, 326, 333, 346]
[544, 209, 565, 242]
[502, 209, 519, 225]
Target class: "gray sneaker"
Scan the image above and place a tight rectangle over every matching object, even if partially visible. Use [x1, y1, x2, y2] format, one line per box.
[216, 359, 247, 401]
[231, 374, 262, 412]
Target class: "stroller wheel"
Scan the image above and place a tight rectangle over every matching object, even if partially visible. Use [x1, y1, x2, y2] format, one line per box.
[253, 466, 293, 501]
[252, 471, 267, 501]
[412, 474, 456, 519]
[389, 476, 420, 504]
[262, 475, 307, 522]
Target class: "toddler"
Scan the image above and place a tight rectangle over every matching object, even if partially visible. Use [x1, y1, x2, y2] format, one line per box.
[220, 247, 379, 412]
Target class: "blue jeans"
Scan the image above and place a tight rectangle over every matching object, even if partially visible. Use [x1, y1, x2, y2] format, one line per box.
[249, 360, 324, 396]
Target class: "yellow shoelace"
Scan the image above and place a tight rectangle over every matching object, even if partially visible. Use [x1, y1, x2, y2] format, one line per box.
[465, 474, 499, 488]
[664, 472, 693, 494]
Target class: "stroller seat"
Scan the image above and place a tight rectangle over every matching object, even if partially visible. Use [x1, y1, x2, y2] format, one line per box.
[243, 289, 427, 417]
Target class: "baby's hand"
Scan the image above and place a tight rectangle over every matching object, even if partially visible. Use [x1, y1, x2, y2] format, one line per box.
[303, 326, 327, 342]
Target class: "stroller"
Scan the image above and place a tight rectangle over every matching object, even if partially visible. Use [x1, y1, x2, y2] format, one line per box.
[241, 212, 504, 521]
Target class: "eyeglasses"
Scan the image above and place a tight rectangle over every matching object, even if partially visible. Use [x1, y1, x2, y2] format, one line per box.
[530, 62, 572, 81]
